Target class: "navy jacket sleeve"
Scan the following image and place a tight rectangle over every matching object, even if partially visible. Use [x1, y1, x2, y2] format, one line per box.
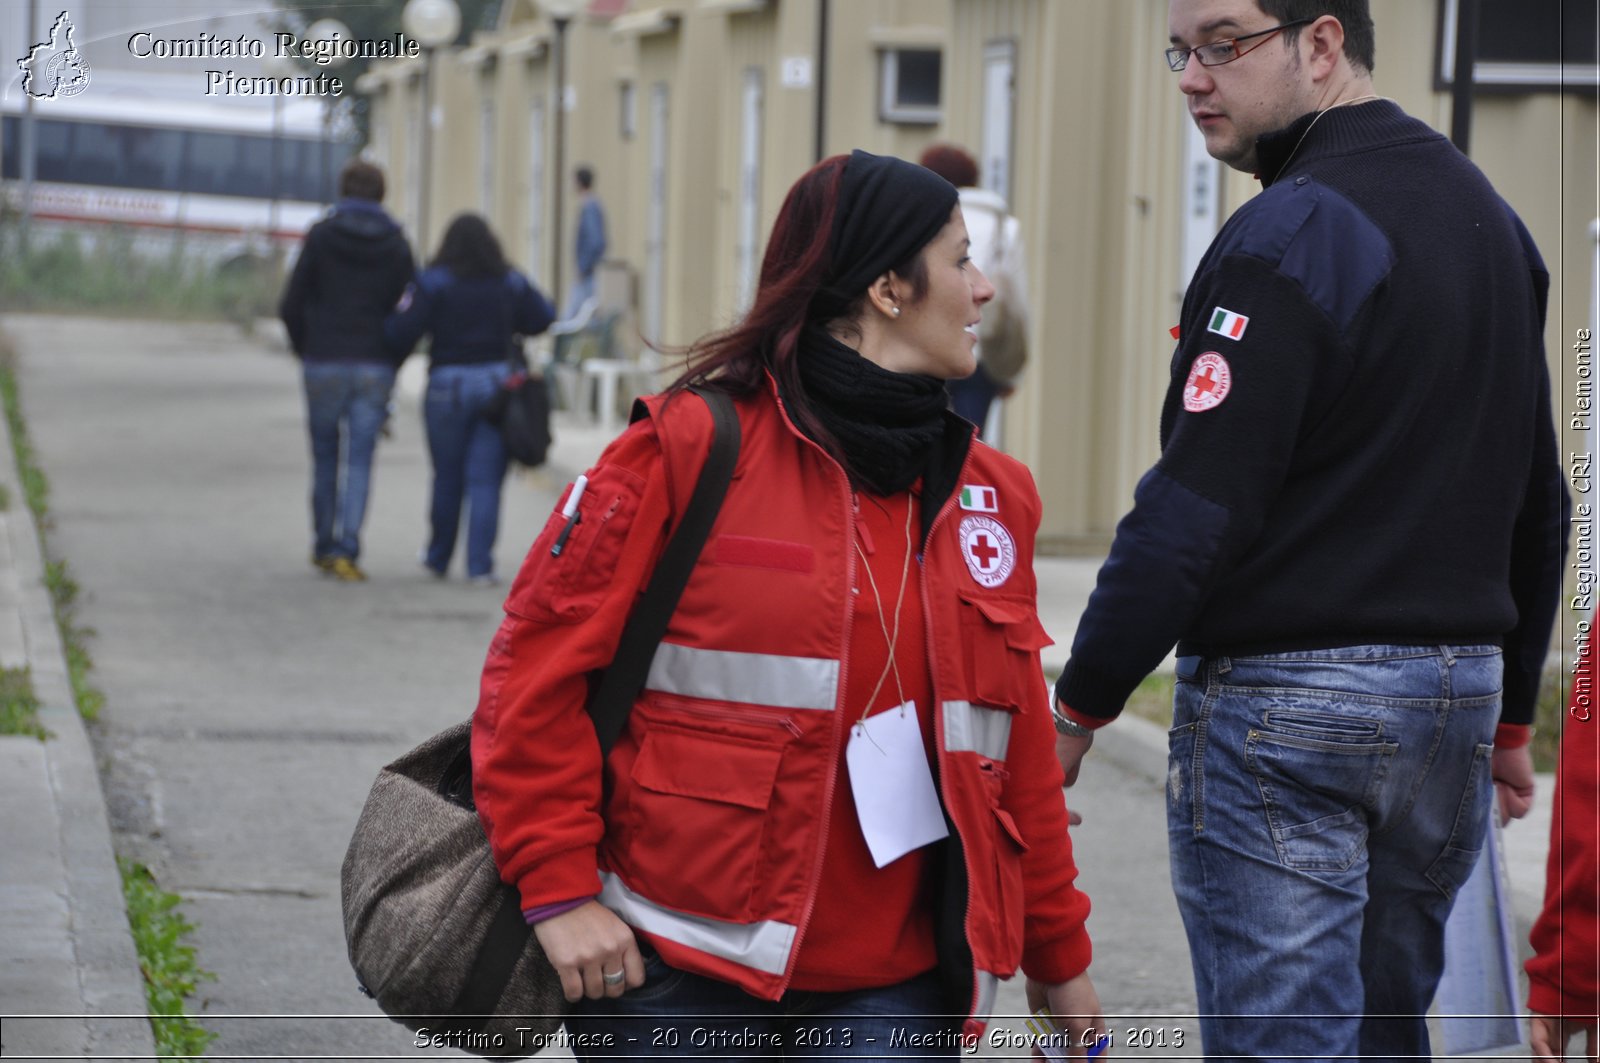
[1056, 257, 1349, 722]
[1501, 216, 1570, 726]
[278, 229, 319, 356]
[383, 273, 436, 356]
[511, 272, 557, 337]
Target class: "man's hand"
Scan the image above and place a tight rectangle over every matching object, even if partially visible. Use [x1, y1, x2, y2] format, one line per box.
[530, 900, 645, 1001]
[1491, 743, 1536, 823]
[1054, 700, 1095, 787]
[1531, 1013, 1597, 1062]
[1026, 973, 1108, 1060]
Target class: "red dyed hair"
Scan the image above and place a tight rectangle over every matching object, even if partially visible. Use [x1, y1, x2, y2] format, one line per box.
[918, 143, 978, 190]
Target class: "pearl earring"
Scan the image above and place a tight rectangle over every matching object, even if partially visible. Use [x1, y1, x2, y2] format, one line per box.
[891, 306, 901, 317]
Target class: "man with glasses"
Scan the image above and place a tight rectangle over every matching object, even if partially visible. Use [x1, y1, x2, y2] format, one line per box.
[1050, 2, 1567, 1058]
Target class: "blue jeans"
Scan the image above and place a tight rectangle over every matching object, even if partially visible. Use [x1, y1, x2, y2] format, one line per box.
[1167, 645, 1502, 1062]
[423, 363, 511, 578]
[566, 952, 960, 1061]
[303, 361, 395, 561]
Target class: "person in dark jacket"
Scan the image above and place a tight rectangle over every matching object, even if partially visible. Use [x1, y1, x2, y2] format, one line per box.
[386, 213, 555, 584]
[279, 159, 415, 582]
[1051, 2, 1567, 1060]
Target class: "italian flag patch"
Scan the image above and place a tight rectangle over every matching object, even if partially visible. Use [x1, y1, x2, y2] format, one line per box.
[1207, 307, 1249, 341]
[960, 485, 999, 513]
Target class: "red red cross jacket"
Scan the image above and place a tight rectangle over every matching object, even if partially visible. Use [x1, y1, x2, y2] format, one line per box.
[472, 379, 1092, 1030]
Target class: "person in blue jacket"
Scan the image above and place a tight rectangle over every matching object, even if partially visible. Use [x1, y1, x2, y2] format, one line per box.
[566, 165, 607, 320]
[387, 214, 555, 584]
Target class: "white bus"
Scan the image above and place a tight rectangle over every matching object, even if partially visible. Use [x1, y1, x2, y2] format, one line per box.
[1, 70, 355, 256]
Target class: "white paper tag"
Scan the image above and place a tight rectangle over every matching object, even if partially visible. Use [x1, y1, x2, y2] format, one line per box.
[845, 703, 949, 868]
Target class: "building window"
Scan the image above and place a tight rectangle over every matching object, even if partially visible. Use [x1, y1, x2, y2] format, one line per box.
[1437, 0, 1598, 90]
[878, 48, 941, 124]
[619, 80, 636, 140]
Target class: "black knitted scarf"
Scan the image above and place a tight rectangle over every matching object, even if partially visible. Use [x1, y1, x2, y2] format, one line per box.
[792, 324, 952, 497]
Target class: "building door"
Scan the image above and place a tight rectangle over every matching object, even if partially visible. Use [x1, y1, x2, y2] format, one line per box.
[1179, 118, 1220, 297]
[736, 68, 764, 313]
[980, 41, 1015, 201]
[644, 82, 669, 343]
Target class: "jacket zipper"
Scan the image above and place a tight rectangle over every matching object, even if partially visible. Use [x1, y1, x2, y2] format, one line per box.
[921, 449, 986, 1027]
[647, 695, 802, 738]
[769, 418, 857, 994]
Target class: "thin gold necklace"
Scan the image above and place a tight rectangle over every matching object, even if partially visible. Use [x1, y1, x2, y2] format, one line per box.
[1277, 92, 1386, 176]
[854, 497, 915, 726]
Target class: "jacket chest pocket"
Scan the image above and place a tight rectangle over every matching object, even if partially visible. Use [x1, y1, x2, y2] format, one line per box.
[505, 464, 646, 623]
[957, 593, 1053, 717]
[610, 723, 785, 922]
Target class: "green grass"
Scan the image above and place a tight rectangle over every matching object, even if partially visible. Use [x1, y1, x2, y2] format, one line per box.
[0, 343, 106, 722]
[0, 224, 279, 327]
[0, 666, 48, 739]
[42, 560, 105, 722]
[119, 859, 217, 1059]
[0, 331, 214, 1051]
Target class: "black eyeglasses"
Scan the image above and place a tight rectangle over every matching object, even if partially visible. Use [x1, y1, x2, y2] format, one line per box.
[1165, 19, 1313, 71]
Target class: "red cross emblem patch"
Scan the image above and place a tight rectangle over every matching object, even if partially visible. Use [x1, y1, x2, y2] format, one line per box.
[1183, 352, 1232, 413]
[958, 515, 1017, 588]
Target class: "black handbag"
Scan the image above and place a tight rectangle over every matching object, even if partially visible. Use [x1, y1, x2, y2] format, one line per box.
[340, 387, 740, 1058]
[484, 352, 553, 469]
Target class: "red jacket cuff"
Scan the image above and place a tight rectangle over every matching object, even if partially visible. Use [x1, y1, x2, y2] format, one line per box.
[1021, 923, 1093, 985]
[514, 846, 603, 911]
[1061, 704, 1112, 731]
[1495, 722, 1531, 749]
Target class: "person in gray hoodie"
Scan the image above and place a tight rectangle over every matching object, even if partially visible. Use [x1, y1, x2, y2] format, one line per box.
[279, 159, 415, 581]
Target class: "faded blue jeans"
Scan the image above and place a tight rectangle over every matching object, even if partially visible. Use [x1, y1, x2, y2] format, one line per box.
[422, 363, 511, 578]
[303, 361, 395, 561]
[566, 950, 960, 1061]
[1167, 645, 1502, 1062]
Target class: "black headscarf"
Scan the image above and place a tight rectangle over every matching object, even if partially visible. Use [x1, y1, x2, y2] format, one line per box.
[811, 149, 959, 321]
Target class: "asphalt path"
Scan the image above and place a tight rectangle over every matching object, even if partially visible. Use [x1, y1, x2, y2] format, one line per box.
[11, 314, 1196, 1060]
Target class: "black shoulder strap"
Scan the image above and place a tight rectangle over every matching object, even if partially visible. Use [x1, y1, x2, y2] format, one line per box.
[587, 386, 740, 753]
[450, 387, 739, 1030]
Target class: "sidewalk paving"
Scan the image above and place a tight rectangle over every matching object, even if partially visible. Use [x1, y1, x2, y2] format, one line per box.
[0, 313, 1558, 1059]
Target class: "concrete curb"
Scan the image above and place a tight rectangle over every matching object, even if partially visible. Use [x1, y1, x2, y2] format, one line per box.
[0, 346, 155, 1057]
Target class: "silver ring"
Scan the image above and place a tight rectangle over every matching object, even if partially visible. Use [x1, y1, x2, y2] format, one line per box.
[601, 968, 625, 987]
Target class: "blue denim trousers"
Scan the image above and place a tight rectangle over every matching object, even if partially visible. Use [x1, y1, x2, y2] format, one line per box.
[302, 361, 395, 560]
[565, 953, 960, 1061]
[1167, 644, 1502, 1062]
[422, 363, 511, 578]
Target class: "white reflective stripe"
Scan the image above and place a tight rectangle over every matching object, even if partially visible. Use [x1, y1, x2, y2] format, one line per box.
[598, 872, 798, 976]
[943, 700, 1013, 760]
[974, 970, 999, 1024]
[646, 642, 840, 711]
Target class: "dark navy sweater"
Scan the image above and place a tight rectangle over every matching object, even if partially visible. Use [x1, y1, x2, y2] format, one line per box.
[1056, 100, 1568, 727]
[385, 266, 556, 366]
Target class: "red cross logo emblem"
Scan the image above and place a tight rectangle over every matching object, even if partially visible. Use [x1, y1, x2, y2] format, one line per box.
[1183, 352, 1232, 412]
[958, 516, 1016, 588]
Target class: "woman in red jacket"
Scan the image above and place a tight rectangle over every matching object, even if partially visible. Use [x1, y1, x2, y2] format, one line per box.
[1528, 632, 1599, 1062]
[472, 151, 1103, 1059]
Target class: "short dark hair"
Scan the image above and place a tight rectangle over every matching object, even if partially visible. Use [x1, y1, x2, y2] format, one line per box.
[918, 143, 979, 189]
[575, 165, 595, 191]
[338, 159, 385, 202]
[1257, 0, 1375, 72]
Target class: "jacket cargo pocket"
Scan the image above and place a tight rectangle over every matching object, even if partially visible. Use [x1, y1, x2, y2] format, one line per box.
[505, 464, 647, 623]
[959, 592, 1053, 715]
[611, 724, 784, 922]
[988, 805, 1028, 963]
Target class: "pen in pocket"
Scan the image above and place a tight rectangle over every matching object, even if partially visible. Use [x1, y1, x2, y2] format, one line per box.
[550, 474, 588, 557]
